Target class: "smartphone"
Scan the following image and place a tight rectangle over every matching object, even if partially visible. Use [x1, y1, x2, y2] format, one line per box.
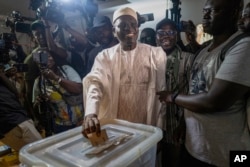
[15, 22, 31, 34]
[32, 50, 48, 65]
[13, 63, 29, 72]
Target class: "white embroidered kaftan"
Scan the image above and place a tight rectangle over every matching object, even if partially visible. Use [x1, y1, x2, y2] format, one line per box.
[83, 43, 166, 128]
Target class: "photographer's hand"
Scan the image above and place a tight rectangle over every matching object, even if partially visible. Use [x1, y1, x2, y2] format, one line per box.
[41, 69, 58, 81]
[33, 94, 49, 108]
[40, 16, 68, 60]
[61, 20, 89, 47]
[41, 16, 50, 29]
[156, 91, 174, 103]
[60, 19, 69, 30]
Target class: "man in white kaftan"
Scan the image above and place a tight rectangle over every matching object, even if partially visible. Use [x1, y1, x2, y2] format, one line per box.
[82, 7, 167, 136]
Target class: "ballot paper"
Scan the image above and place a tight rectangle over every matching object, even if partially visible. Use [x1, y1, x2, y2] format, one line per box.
[87, 129, 108, 146]
[86, 134, 131, 155]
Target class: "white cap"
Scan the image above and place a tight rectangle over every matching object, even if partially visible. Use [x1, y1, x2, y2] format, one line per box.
[112, 7, 138, 23]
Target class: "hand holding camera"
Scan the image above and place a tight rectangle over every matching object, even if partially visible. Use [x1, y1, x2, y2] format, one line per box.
[179, 20, 196, 33]
[33, 94, 50, 108]
[37, 2, 65, 25]
[41, 68, 58, 81]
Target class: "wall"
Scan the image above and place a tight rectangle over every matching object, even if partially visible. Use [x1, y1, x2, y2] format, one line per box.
[98, 0, 250, 38]
[135, 0, 250, 30]
[181, 0, 250, 25]
[0, 0, 250, 53]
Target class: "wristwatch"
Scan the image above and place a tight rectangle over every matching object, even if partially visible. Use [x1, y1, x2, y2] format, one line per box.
[171, 91, 179, 103]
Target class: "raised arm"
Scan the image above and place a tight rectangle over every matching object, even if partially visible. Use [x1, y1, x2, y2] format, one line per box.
[42, 19, 68, 60]
[62, 22, 89, 47]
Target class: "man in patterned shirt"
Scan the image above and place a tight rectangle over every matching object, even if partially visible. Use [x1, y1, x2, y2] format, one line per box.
[155, 18, 194, 167]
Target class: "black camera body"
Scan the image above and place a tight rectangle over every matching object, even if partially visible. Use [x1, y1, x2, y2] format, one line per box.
[137, 13, 154, 27]
[139, 13, 154, 24]
[5, 11, 32, 34]
[36, 0, 65, 24]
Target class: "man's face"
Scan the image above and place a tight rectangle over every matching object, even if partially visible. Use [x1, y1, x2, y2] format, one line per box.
[139, 30, 156, 46]
[238, 6, 250, 32]
[47, 54, 55, 69]
[32, 27, 47, 47]
[156, 24, 177, 52]
[202, 0, 232, 35]
[113, 15, 139, 48]
[69, 35, 84, 52]
[93, 24, 114, 47]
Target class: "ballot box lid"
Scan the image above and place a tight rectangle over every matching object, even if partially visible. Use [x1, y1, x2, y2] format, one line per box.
[19, 119, 162, 167]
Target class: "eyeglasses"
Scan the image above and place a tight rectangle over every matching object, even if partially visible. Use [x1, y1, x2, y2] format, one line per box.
[156, 30, 177, 37]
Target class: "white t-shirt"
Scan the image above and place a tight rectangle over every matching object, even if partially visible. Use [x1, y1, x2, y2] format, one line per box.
[186, 31, 250, 167]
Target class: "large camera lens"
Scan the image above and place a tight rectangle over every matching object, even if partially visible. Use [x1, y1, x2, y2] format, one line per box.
[45, 8, 64, 24]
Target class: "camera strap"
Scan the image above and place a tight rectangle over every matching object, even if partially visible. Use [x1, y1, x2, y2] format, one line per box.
[45, 78, 64, 96]
[46, 78, 83, 106]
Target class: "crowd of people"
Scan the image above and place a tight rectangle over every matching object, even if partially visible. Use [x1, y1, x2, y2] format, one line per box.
[0, 0, 250, 166]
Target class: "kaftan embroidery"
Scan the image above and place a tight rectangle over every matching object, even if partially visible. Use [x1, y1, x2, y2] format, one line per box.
[117, 49, 150, 124]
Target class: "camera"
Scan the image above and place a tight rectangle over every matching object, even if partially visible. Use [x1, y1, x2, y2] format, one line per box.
[139, 13, 154, 24]
[178, 20, 196, 33]
[36, 1, 65, 24]
[13, 63, 29, 72]
[137, 13, 154, 27]
[15, 22, 32, 34]
[5, 11, 34, 34]
[34, 0, 98, 28]
[36, 0, 85, 24]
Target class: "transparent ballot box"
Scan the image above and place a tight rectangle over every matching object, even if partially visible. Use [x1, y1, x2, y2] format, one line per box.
[19, 119, 162, 167]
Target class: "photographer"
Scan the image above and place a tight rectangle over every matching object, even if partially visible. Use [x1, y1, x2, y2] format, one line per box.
[139, 27, 157, 46]
[24, 19, 67, 121]
[4, 64, 26, 106]
[0, 66, 42, 151]
[24, 20, 48, 122]
[41, 18, 68, 60]
[37, 3, 92, 78]
[180, 20, 202, 54]
[62, 21, 95, 78]
[32, 50, 83, 135]
[0, 33, 32, 120]
[86, 15, 118, 73]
